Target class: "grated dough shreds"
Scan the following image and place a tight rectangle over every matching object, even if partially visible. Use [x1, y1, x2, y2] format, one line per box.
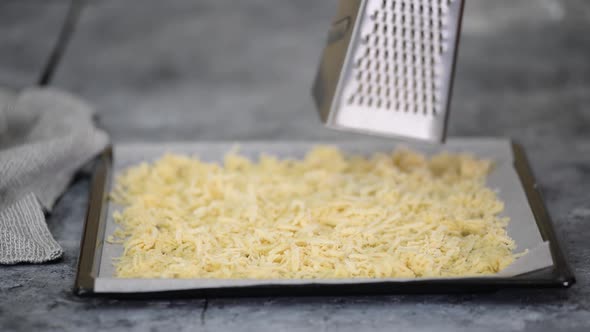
[110, 146, 518, 279]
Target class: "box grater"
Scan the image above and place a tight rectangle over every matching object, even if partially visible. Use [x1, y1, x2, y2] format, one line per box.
[312, 0, 465, 142]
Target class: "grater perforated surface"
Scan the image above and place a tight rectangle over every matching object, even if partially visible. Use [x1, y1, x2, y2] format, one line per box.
[322, 0, 464, 142]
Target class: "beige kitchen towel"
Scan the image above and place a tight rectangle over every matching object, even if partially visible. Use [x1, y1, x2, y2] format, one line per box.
[0, 87, 108, 264]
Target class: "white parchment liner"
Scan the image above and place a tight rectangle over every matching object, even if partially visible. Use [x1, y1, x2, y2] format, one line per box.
[94, 138, 553, 293]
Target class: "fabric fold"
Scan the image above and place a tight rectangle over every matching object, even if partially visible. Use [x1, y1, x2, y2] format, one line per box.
[0, 87, 108, 264]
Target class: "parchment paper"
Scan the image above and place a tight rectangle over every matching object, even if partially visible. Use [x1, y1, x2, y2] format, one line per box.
[94, 138, 553, 293]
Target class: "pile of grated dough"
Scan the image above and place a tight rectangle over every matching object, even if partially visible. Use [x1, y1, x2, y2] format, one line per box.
[109, 146, 518, 279]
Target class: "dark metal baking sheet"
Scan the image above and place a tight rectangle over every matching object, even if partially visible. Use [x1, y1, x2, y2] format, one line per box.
[74, 139, 575, 297]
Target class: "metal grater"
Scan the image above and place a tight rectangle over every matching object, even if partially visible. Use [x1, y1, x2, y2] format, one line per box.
[312, 0, 464, 142]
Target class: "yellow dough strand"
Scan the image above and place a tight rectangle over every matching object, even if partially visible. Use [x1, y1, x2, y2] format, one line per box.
[110, 146, 517, 279]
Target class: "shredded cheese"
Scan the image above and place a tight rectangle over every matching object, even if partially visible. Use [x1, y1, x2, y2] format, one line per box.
[110, 146, 518, 279]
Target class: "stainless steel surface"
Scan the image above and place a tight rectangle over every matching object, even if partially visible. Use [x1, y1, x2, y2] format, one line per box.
[313, 0, 464, 142]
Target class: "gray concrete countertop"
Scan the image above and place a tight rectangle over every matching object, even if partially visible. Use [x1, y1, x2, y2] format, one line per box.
[0, 1, 71, 88]
[1, 0, 590, 331]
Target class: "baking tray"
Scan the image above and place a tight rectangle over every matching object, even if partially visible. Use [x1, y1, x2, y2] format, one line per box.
[74, 139, 575, 297]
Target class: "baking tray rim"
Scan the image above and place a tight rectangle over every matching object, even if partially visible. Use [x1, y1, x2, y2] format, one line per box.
[73, 140, 575, 297]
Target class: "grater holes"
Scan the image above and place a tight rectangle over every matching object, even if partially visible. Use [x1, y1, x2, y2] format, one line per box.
[370, 10, 379, 21]
[347, 0, 457, 114]
[347, 94, 355, 105]
[355, 58, 362, 68]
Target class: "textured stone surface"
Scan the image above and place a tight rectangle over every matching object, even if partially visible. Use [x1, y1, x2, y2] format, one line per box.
[0, 0, 70, 88]
[2, 0, 590, 331]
